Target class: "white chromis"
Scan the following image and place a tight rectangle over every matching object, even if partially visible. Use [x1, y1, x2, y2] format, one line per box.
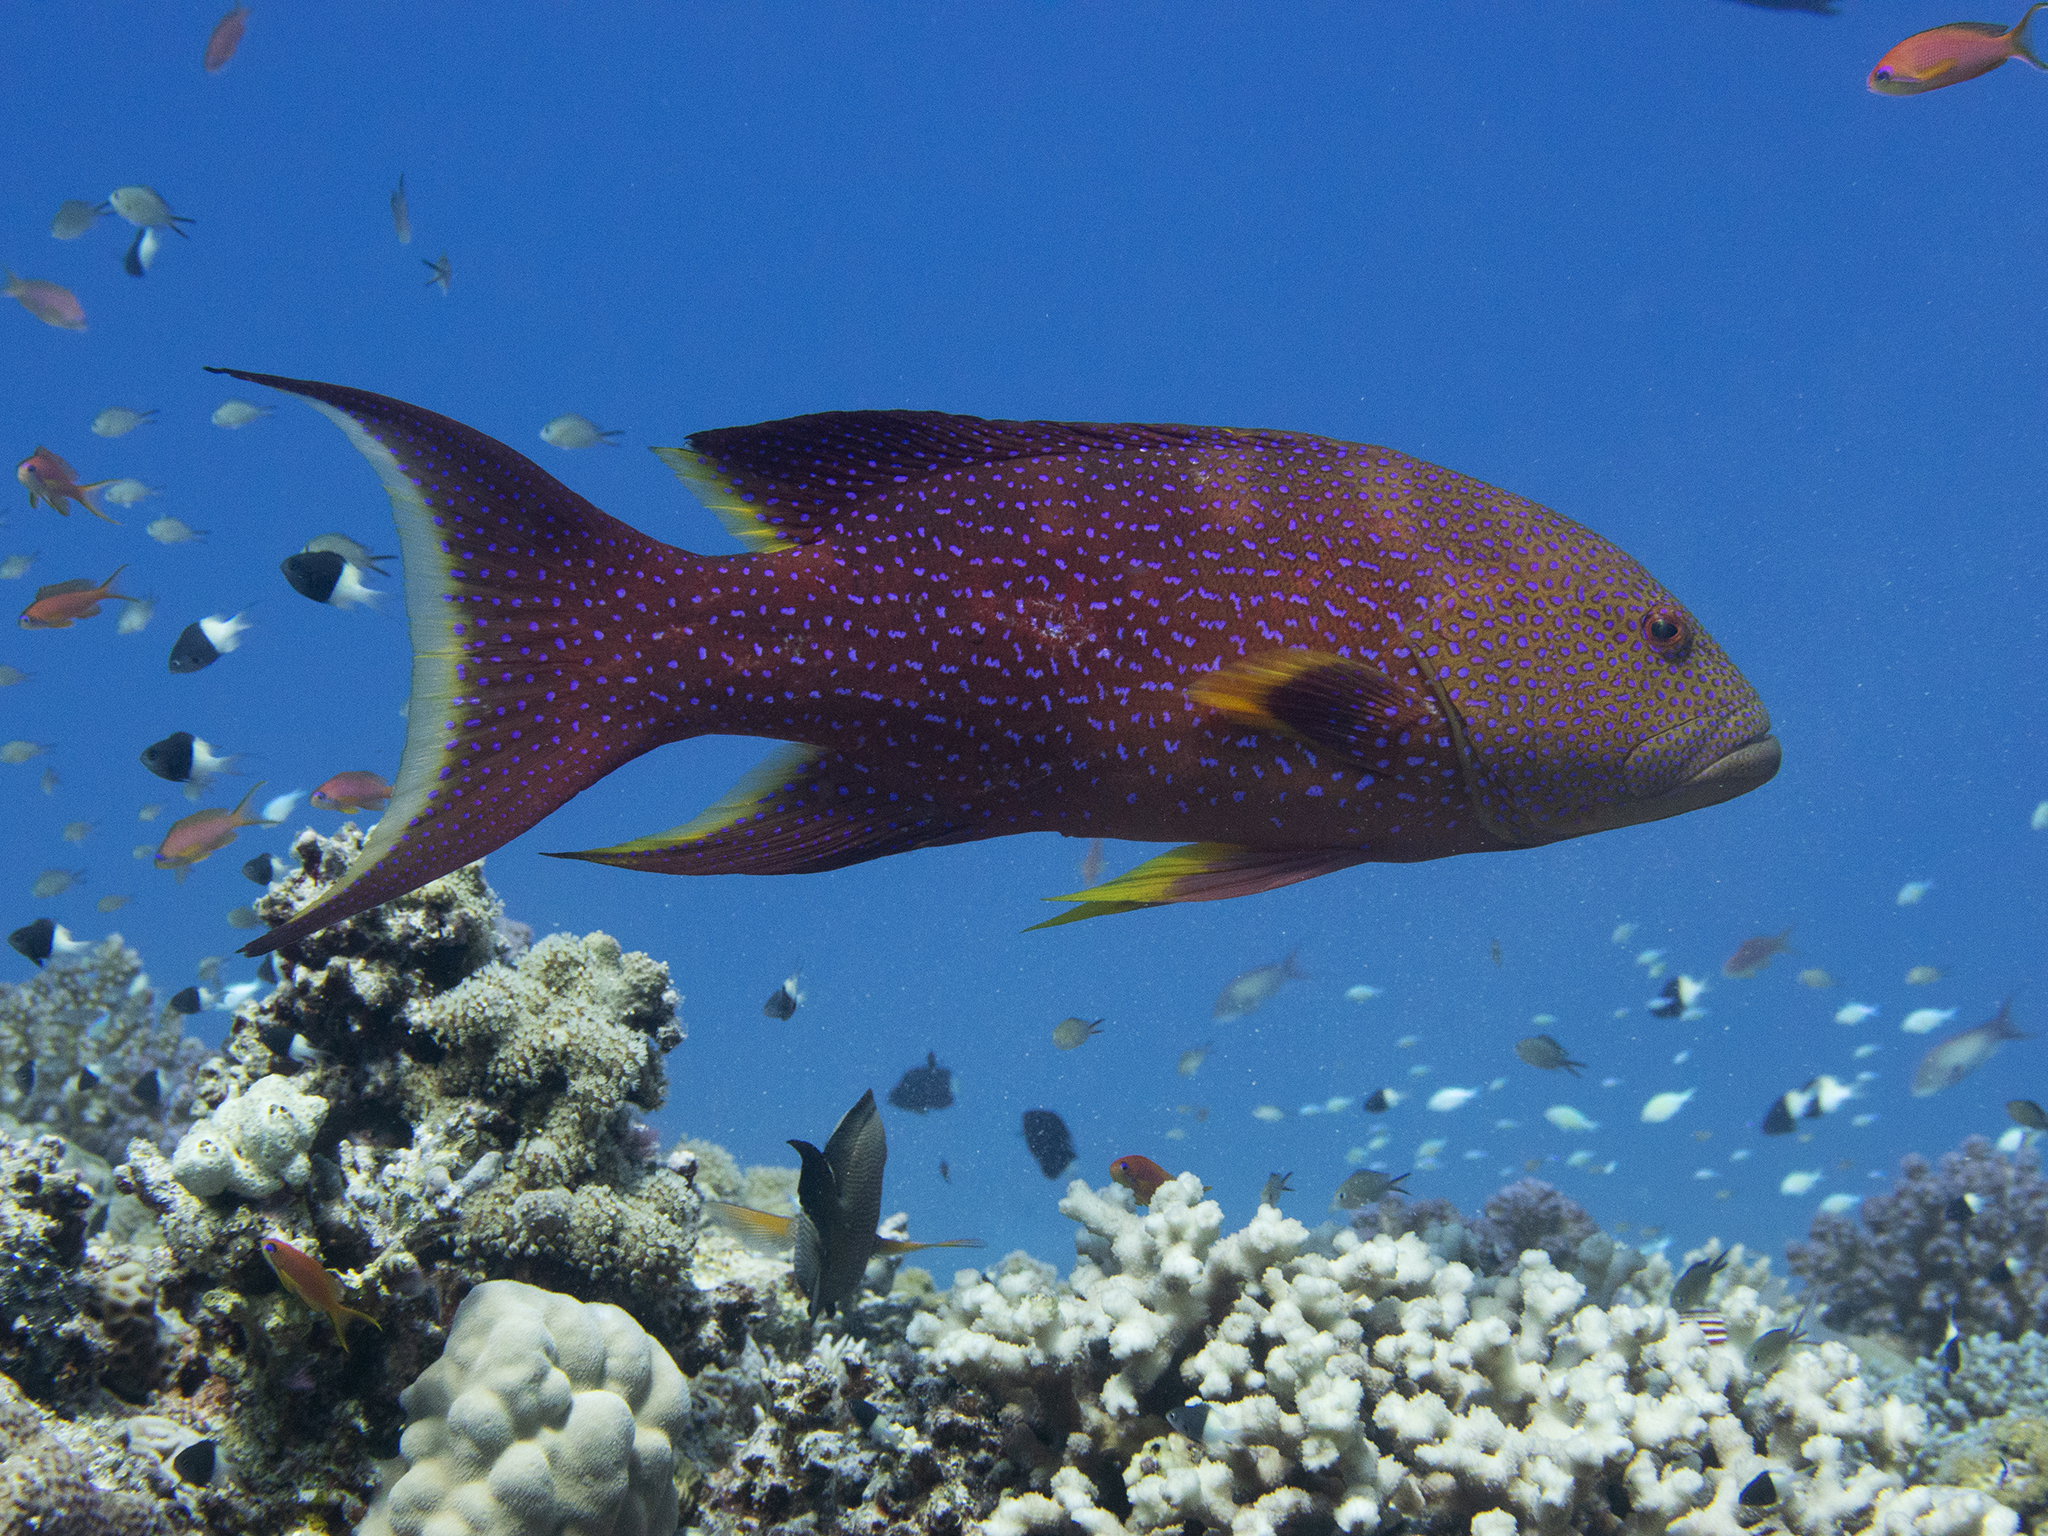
[212, 399, 272, 429]
[91, 407, 156, 437]
[1639, 1089, 1694, 1123]
[539, 414, 623, 450]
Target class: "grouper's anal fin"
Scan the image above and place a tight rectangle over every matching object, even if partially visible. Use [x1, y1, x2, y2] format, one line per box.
[205, 369, 700, 958]
[1028, 842, 1370, 930]
[552, 742, 967, 877]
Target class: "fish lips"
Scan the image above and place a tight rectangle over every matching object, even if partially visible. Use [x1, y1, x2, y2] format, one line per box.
[1553, 713, 1779, 840]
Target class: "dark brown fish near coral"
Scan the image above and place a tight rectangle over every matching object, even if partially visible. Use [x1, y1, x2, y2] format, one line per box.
[206, 371, 1780, 957]
[705, 1089, 979, 1318]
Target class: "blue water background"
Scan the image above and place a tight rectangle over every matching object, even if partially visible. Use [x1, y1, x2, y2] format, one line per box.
[0, 3, 2041, 1274]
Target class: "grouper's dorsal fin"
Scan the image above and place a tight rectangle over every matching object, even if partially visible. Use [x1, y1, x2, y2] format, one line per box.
[653, 411, 1275, 552]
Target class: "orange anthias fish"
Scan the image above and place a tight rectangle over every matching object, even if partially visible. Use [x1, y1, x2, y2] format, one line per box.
[1722, 926, 1793, 979]
[1870, 3, 2046, 94]
[208, 369, 1779, 960]
[1110, 1154, 1175, 1206]
[155, 781, 279, 879]
[261, 1235, 379, 1354]
[310, 771, 394, 814]
[19, 567, 137, 630]
[17, 448, 118, 523]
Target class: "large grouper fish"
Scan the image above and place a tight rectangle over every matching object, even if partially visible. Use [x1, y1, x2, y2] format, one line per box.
[211, 369, 1779, 958]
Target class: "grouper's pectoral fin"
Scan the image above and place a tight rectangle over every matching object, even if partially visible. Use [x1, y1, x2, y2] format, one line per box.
[550, 743, 960, 877]
[1186, 651, 1441, 763]
[1028, 842, 1370, 930]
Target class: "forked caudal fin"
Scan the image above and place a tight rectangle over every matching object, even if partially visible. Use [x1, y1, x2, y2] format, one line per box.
[206, 368, 711, 957]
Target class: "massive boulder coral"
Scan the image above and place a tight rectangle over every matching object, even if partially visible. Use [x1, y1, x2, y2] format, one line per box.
[358, 1279, 692, 1536]
[906, 1174, 2017, 1536]
[1788, 1137, 2048, 1354]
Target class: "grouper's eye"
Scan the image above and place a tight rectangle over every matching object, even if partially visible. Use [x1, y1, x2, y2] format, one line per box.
[1641, 607, 1691, 661]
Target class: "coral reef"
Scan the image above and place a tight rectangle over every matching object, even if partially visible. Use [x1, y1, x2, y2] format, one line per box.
[0, 1367, 172, 1534]
[1788, 1137, 2048, 1355]
[170, 1073, 328, 1199]
[0, 832, 2019, 1536]
[904, 1174, 2014, 1536]
[1355, 1183, 1653, 1309]
[0, 934, 205, 1161]
[358, 1279, 692, 1536]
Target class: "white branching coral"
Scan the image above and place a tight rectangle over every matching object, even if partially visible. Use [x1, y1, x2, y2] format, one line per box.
[912, 1175, 2018, 1536]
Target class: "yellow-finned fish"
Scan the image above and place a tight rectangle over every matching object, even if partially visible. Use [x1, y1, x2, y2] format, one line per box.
[261, 1235, 380, 1354]
[209, 371, 1778, 959]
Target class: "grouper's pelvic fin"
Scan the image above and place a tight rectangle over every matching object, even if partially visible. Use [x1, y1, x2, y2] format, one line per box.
[204, 367, 701, 958]
[1028, 842, 1370, 930]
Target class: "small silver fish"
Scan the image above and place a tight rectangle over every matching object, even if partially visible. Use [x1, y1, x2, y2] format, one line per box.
[1177, 1043, 1210, 1077]
[391, 174, 412, 244]
[302, 533, 393, 574]
[540, 414, 623, 450]
[50, 200, 105, 240]
[91, 407, 157, 438]
[1051, 1016, 1103, 1050]
[1331, 1169, 1408, 1209]
[211, 399, 271, 429]
[146, 517, 207, 545]
[30, 868, 83, 898]
[105, 186, 194, 235]
[100, 480, 159, 507]
[1213, 951, 1307, 1022]
[423, 252, 452, 294]
[1260, 1172, 1292, 1207]
[1911, 999, 2029, 1097]
[0, 554, 38, 579]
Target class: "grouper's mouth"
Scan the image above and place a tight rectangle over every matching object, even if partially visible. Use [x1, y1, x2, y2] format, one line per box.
[1589, 717, 1781, 837]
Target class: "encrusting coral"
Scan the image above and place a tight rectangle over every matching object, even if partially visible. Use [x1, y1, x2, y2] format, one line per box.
[1788, 1138, 2048, 1355]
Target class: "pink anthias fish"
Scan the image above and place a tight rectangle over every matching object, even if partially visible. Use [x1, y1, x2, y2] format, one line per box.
[204, 5, 249, 72]
[4, 273, 85, 332]
[1722, 926, 1792, 979]
[310, 771, 393, 815]
[1869, 3, 2046, 95]
[17, 448, 118, 524]
[155, 782, 280, 880]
